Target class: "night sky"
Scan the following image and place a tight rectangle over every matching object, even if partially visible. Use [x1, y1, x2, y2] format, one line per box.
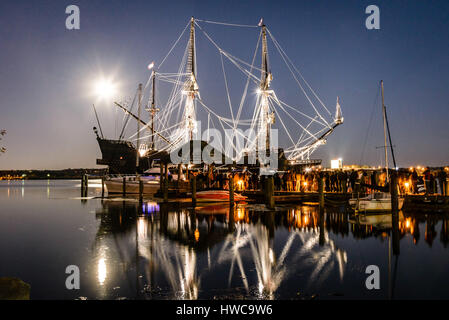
[0, 0, 448, 169]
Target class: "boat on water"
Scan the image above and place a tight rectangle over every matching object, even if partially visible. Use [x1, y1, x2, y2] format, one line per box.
[105, 173, 247, 202]
[349, 192, 404, 212]
[105, 167, 179, 194]
[349, 81, 404, 212]
[105, 175, 159, 194]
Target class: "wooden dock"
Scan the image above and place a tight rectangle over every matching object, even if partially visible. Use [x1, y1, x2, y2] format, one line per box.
[242, 190, 351, 204]
[403, 195, 449, 212]
[91, 174, 449, 212]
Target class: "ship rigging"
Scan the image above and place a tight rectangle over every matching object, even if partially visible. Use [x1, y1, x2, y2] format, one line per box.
[95, 17, 343, 173]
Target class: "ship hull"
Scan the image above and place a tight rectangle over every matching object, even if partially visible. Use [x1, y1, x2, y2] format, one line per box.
[96, 138, 152, 174]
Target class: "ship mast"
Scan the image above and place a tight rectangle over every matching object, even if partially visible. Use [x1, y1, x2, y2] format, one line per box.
[184, 17, 198, 142]
[258, 21, 274, 154]
[136, 83, 143, 171]
[148, 71, 159, 150]
[381, 80, 389, 181]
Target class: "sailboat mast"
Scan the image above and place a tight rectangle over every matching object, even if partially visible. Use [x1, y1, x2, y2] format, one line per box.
[185, 17, 197, 142]
[188, 17, 196, 83]
[261, 25, 269, 91]
[137, 83, 143, 171]
[149, 71, 159, 150]
[381, 80, 389, 181]
[260, 23, 271, 152]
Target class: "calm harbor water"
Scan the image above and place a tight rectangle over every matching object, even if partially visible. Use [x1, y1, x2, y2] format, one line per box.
[1, 180, 449, 300]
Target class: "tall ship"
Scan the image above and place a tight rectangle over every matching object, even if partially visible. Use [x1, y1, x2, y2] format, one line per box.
[93, 17, 343, 174]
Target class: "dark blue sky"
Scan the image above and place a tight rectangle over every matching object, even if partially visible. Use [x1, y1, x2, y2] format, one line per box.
[0, 0, 448, 169]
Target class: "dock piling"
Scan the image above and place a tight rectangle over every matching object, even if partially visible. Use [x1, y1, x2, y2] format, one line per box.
[390, 170, 400, 255]
[101, 176, 105, 198]
[318, 173, 325, 209]
[122, 176, 126, 197]
[139, 179, 143, 202]
[177, 164, 182, 196]
[192, 175, 197, 206]
[164, 163, 169, 202]
[265, 176, 275, 210]
[81, 174, 88, 197]
[229, 172, 234, 206]
[390, 170, 399, 213]
[81, 175, 84, 197]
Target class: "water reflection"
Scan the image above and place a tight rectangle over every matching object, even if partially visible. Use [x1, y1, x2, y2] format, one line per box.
[98, 258, 107, 286]
[89, 198, 449, 299]
[92, 201, 351, 299]
[2, 180, 449, 299]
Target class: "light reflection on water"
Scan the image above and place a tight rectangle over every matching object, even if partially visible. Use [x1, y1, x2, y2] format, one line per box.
[1, 180, 449, 300]
[98, 258, 107, 286]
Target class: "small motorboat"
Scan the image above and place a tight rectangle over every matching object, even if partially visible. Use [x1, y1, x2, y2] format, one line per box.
[349, 192, 404, 212]
[105, 175, 160, 194]
[105, 167, 179, 194]
[195, 190, 247, 203]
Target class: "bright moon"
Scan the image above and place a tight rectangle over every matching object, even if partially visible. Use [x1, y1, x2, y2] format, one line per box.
[94, 78, 117, 100]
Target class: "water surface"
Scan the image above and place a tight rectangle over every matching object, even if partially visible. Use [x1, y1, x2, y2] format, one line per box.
[1, 180, 448, 299]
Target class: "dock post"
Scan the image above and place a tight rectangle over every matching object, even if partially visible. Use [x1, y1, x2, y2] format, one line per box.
[160, 164, 163, 194]
[228, 205, 235, 232]
[192, 174, 197, 206]
[229, 172, 234, 206]
[390, 170, 399, 213]
[139, 179, 144, 202]
[82, 174, 88, 197]
[390, 170, 400, 255]
[122, 176, 126, 197]
[318, 173, 325, 209]
[101, 176, 105, 198]
[265, 175, 275, 210]
[318, 172, 325, 245]
[164, 163, 169, 202]
[177, 164, 182, 195]
[81, 175, 85, 197]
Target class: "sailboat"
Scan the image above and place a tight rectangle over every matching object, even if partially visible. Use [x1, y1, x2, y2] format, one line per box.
[349, 81, 404, 212]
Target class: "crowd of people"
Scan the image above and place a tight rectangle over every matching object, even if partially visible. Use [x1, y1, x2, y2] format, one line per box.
[186, 166, 448, 196]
